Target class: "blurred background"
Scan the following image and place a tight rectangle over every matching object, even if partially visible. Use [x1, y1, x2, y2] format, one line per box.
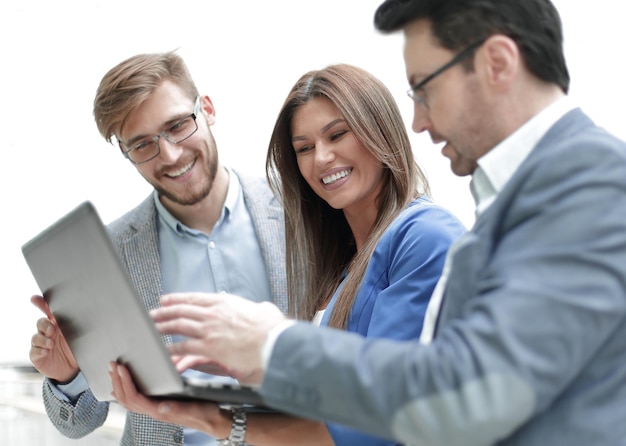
[1, 1, 625, 443]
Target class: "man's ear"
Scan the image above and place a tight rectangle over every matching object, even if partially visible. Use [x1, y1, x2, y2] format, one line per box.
[479, 34, 520, 90]
[200, 95, 216, 125]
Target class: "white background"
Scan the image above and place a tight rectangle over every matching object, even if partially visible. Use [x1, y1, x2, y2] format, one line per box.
[1, 1, 624, 365]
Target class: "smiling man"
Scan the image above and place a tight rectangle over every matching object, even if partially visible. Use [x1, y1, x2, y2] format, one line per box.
[28, 50, 287, 446]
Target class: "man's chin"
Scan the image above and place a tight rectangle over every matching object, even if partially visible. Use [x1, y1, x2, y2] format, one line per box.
[157, 187, 210, 207]
[449, 160, 476, 177]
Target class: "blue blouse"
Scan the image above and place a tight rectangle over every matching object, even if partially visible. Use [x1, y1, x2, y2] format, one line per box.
[320, 196, 466, 446]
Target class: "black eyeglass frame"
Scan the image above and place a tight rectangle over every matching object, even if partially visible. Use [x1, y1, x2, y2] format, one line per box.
[407, 39, 486, 110]
[119, 96, 201, 165]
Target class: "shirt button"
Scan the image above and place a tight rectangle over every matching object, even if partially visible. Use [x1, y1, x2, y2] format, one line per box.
[173, 430, 183, 444]
[208, 241, 216, 249]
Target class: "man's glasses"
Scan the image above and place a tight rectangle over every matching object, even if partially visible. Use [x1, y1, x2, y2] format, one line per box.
[407, 39, 485, 110]
[119, 96, 201, 164]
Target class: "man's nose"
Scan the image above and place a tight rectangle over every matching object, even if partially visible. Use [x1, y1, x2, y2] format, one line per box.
[411, 105, 432, 134]
[157, 137, 184, 163]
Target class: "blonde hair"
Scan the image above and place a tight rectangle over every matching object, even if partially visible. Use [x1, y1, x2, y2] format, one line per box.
[93, 50, 199, 143]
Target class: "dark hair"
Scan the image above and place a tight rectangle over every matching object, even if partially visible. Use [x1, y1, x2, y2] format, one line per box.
[374, 0, 570, 93]
[266, 64, 430, 327]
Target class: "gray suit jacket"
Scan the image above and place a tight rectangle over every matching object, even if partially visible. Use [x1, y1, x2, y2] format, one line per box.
[42, 171, 287, 445]
[260, 109, 626, 445]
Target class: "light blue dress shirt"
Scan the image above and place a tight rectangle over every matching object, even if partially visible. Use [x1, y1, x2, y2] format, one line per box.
[155, 168, 271, 445]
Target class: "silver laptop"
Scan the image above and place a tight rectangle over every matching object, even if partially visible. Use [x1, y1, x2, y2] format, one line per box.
[22, 201, 271, 410]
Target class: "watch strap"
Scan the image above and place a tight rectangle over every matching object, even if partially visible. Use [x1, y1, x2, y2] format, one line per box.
[216, 408, 247, 446]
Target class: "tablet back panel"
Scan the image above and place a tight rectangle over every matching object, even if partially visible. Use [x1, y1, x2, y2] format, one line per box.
[22, 201, 184, 401]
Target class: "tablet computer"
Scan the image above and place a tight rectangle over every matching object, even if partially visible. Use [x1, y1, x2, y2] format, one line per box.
[22, 201, 272, 410]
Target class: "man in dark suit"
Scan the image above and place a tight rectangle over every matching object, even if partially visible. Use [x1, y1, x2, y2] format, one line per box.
[107, 2, 626, 445]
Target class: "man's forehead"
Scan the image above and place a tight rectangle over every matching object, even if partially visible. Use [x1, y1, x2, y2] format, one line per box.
[123, 85, 192, 128]
[403, 18, 431, 38]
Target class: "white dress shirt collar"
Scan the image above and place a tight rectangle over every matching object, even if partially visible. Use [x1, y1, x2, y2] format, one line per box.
[471, 97, 576, 216]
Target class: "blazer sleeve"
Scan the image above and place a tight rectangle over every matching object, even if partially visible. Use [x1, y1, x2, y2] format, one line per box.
[42, 378, 108, 438]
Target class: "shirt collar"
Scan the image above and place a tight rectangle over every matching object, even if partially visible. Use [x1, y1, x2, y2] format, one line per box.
[471, 96, 576, 215]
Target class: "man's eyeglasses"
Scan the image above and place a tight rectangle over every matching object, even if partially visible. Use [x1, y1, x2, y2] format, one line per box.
[119, 96, 201, 164]
[407, 39, 485, 110]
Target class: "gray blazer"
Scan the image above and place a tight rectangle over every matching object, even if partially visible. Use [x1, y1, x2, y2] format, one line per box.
[260, 109, 626, 445]
[42, 171, 287, 445]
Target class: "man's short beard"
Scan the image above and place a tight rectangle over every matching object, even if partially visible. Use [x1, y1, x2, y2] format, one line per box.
[155, 156, 218, 206]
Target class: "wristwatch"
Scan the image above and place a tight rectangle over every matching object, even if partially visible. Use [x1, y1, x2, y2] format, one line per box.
[216, 408, 247, 446]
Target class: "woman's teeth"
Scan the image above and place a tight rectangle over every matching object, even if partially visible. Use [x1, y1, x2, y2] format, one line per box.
[322, 169, 351, 185]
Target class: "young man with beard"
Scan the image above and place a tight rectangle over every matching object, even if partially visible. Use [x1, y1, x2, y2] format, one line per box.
[28, 50, 287, 446]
